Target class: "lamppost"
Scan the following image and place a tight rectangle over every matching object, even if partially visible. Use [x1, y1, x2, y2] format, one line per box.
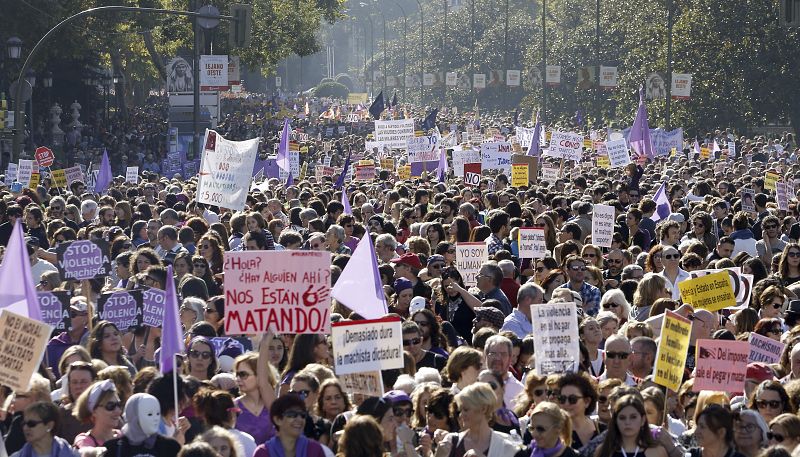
[25, 70, 35, 133]
[102, 72, 112, 122]
[665, 0, 674, 130]
[42, 71, 52, 110]
[386, 0, 407, 102]
[113, 71, 122, 119]
[414, 0, 423, 104]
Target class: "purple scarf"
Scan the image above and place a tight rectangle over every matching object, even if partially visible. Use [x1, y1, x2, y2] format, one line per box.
[267, 434, 309, 457]
[530, 439, 565, 457]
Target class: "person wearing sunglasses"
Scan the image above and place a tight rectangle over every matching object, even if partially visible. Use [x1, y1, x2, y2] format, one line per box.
[767, 413, 800, 453]
[778, 243, 800, 286]
[14, 401, 76, 457]
[656, 247, 689, 301]
[183, 336, 218, 381]
[514, 401, 577, 457]
[73, 379, 123, 449]
[559, 255, 601, 316]
[598, 334, 637, 387]
[401, 321, 447, 371]
[750, 381, 793, 424]
[555, 372, 600, 451]
[253, 394, 325, 457]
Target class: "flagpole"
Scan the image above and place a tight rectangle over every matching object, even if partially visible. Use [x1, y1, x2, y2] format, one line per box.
[172, 355, 180, 429]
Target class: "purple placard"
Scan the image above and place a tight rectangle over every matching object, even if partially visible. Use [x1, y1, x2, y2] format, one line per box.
[141, 286, 166, 328]
[410, 160, 439, 177]
[37, 291, 72, 332]
[97, 290, 142, 330]
[56, 239, 112, 280]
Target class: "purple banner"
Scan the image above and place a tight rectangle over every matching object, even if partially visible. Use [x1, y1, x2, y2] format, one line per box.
[56, 239, 112, 280]
[97, 290, 142, 330]
[141, 286, 166, 328]
[37, 291, 73, 332]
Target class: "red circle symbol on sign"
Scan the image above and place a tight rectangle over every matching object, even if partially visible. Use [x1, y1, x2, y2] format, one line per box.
[35, 147, 55, 168]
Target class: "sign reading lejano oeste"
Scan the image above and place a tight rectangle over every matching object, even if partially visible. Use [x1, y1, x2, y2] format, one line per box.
[224, 251, 331, 335]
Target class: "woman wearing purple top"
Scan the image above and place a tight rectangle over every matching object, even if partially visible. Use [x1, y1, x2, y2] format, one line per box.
[337, 214, 360, 253]
[234, 333, 278, 444]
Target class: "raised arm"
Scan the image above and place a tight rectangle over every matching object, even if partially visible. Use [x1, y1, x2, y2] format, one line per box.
[256, 332, 277, 408]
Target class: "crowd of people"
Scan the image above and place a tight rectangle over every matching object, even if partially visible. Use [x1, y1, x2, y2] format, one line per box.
[2, 92, 800, 457]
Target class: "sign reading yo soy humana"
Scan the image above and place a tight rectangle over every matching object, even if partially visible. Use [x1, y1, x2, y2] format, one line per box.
[224, 251, 331, 335]
[455, 242, 488, 287]
[55, 239, 112, 280]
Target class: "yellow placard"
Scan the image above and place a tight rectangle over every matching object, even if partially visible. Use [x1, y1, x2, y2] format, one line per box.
[380, 158, 395, 170]
[678, 270, 737, 312]
[700, 147, 711, 159]
[597, 156, 610, 169]
[298, 162, 308, 181]
[670, 147, 677, 157]
[654, 310, 692, 391]
[348, 93, 369, 104]
[765, 172, 780, 191]
[51, 169, 67, 188]
[398, 165, 411, 180]
[583, 138, 592, 149]
[511, 163, 529, 187]
[545, 131, 552, 142]
[358, 159, 375, 166]
[28, 173, 40, 189]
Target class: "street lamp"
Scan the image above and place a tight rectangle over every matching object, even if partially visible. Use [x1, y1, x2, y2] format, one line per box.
[6, 37, 22, 60]
[103, 73, 112, 122]
[42, 72, 53, 88]
[25, 69, 35, 87]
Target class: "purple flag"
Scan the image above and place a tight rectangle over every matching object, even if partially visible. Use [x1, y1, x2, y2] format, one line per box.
[436, 147, 447, 183]
[94, 149, 113, 193]
[342, 188, 352, 215]
[285, 171, 294, 187]
[0, 220, 42, 320]
[651, 182, 672, 223]
[330, 227, 387, 319]
[276, 119, 291, 174]
[334, 151, 352, 189]
[159, 265, 184, 373]
[629, 88, 654, 159]
[527, 111, 541, 157]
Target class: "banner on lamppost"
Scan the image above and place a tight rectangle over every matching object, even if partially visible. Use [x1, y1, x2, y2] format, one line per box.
[671, 73, 692, 100]
[545, 65, 561, 87]
[645, 72, 667, 100]
[166, 57, 193, 93]
[446, 72, 458, 86]
[473, 74, 486, 89]
[199, 55, 229, 91]
[599, 66, 618, 90]
[577, 66, 595, 90]
[506, 70, 521, 87]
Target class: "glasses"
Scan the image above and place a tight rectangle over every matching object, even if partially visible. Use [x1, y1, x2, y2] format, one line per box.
[788, 251, 800, 258]
[606, 352, 629, 360]
[756, 400, 783, 409]
[558, 395, 584, 405]
[290, 389, 311, 399]
[393, 407, 413, 417]
[768, 327, 783, 334]
[535, 267, 546, 272]
[768, 432, 785, 443]
[532, 389, 546, 397]
[486, 351, 509, 358]
[598, 395, 608, 403]
[608, 258, 623, 264]
[486, 381, 499, 390]
[688, 314, 708, 325]
[283, 410, 308, 420]
[235, 371, 252, 380]
[770, 301, 784, 309]
[764, 224, 778, 230]
[583, 253, 596, 258]
[447, 249, 456, 254]
[189, 350, 212, 360]
[22, 420, 44, 428]
[664, 254, 681, 260]
[402, 338, 421, 346]
[736, 423, 758, 433]
[569, 265, 587, 271]
[103, 401, 122, 412]
[203, 307, 218, 314]
[69, 310, 88, 319]
[194, 263, 207, 268]
[414, 320, 430, 327]
[429, 263, 444, 270]
[602, 303, 620, 309]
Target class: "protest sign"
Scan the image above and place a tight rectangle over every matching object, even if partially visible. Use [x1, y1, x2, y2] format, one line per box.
[142, 287, 166, 328]
[688, 269, 752, 310]
[37, 291, 72, 332]
[480, 142, 512, 174]
[331, 317, 403, 375]
[355, 165, 375, 181]
[545, 65, 561, 86]
[50, 169, 67, 188]
[5, 163, 17, 184]
[452, 150, 481, 177]
[518, 227, 547, 259]
[530, 302, 580, 375]
[197, 130, 259, 211]
[224, 251, 331, 334]
[407, 136, 439, 176]
[749, 332, 785, 364]
[777, 182, 789, 211]
[541, 164, 560, 182]
[64, 166, 84, 187]
[546, 131, 583, 161]
[693, 339, 749, 393]
[728, 141, 736, 157]
[597, 156, 610, 168]
[55, 239, 112, 281]
[654, 310, 692, 391]
[515, 126, 541, 149]
[340, 371, 384, 397]
[35, 146, 55, 168]
[765, 172, 780, 192]
[380, 158, 395, 171]
[28, 173, 39, 189]
[456, 242, 488, 286]
[606, 139, 631, 168]
[678, 270, 736, 312]
[591, 204, 615, 248]
[397, 165, 411, 180]
[126, 167, 139, 184]
[374, 119, 415, 149]
[17, 160, 33, 186]
[599, 66, 618, 89]
[741, 189, 755, 213]
[0, 310, 52, 391]
[511, 163, 529, 187]
[463, 163, 482, 187]
[97, 290, 143, 330]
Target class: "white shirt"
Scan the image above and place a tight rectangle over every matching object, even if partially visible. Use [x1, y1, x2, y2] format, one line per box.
[31, 258, 58, 283]
[503, 372, 524, 410]
[658, 268, 691, 301]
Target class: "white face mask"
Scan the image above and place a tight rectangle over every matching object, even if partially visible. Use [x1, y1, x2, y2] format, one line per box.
[137, 396, 162, 436]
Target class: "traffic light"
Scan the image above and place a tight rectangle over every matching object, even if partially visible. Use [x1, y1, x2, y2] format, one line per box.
[229, 4, 253, 48]
[780, 0, 800, 27]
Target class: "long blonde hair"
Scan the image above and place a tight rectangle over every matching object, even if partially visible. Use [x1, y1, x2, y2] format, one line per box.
[530, 401, 573, 447]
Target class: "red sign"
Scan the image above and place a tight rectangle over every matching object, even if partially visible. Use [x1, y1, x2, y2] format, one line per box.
[463, 162, 482, 186]
[35, 147, 55, 168]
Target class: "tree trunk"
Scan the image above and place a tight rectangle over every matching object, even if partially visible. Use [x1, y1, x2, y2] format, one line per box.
[110, 50, 129, 119]
[142, 31, 168, 82]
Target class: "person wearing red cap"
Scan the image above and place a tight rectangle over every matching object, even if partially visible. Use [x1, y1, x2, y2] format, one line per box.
[391, 252, 432, 299]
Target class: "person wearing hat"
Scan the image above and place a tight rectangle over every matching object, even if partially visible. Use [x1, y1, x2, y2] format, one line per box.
[426, 254, 446, 279]
[390, 278, 414, 318]
[391, 253, 432, 299]
[46, 296, 91, 378]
